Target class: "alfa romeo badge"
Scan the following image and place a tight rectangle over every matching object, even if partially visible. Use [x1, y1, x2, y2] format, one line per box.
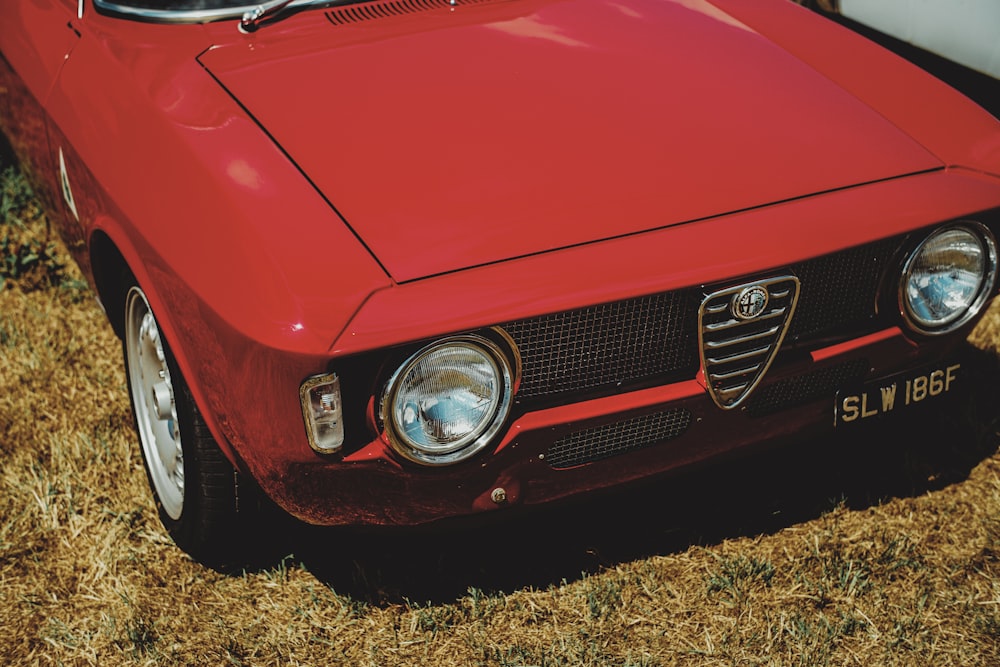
[732, 285, 769, 320]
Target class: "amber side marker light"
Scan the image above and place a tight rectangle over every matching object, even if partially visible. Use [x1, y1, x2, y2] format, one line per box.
[300, 373, 345, 454]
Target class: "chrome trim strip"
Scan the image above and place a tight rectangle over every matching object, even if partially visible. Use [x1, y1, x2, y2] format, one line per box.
[704, 324, 782, 349]
[708, 365, 763, 382]
[704, 307, 786, 332]
[705, 344, 770, 366]
[715, 384, 750, 402]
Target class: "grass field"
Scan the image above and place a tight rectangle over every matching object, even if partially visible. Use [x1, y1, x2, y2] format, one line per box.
[4, 158, 1000, 665]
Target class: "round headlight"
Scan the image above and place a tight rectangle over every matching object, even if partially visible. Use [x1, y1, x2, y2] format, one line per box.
[381, 335, 514, 465]
[900, 223, 997, 335]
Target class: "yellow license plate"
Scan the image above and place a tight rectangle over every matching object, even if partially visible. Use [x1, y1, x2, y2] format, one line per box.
[834, 363, 961, 427]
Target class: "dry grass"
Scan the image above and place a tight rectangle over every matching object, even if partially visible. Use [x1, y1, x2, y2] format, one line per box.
[4, 167, 1000, 666]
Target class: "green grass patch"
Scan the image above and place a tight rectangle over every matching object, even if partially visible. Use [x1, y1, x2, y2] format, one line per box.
[1, 165, 85, 295]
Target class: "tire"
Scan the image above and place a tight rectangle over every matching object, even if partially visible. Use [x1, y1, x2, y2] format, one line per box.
[123, 282, 250, 565]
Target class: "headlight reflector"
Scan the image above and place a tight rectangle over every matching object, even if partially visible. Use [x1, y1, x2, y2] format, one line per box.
[901, 223, 997, 334]
[381, 335, 514, 465]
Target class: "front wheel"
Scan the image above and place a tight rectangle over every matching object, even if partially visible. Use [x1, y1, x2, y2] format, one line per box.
[123, 283, 250, 565]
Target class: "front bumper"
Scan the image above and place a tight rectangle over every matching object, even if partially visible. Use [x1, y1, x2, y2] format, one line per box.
[268, 326, 979, 526]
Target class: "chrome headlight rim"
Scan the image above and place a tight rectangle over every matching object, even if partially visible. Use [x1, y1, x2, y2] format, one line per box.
[899, 221, 998, 336]
[380, 333, 516, 466]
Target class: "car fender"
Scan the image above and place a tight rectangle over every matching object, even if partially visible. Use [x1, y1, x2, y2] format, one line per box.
[37, 14, 391, 473]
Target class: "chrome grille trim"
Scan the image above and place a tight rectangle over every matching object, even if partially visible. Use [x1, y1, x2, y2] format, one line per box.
[705, 324, 783, 349]
[705, 344, 771, 366]
[705, 307, 786, 331]
[699, 276, 800, 409]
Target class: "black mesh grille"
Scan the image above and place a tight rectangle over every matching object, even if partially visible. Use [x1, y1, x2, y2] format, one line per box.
[500, 237, 901, 405]
[503, 292, 701, 401]
[787, 238, 901, 341]
[746, 358, 871, 417]
[546, 409, 692, 469]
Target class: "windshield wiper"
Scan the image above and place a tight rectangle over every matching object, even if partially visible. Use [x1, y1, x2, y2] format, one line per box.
[239, 0, 298, 32]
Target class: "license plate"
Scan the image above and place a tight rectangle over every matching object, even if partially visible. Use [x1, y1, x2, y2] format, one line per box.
[834, 362, 961, 427]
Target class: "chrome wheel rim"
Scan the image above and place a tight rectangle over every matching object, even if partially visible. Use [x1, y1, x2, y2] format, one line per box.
[125, 287, 184, 520]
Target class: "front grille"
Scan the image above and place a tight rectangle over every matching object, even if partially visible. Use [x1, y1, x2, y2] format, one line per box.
[501, 237, 901, 405]
[746, 358, 871, 417]
[787, 237, 901, 341]
[546, 409, 691, 469]
[502, 292, 701, 401]
[699, 277, 800, 408]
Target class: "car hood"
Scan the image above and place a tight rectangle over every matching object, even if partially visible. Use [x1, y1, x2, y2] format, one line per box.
[200, 0, 941, 282]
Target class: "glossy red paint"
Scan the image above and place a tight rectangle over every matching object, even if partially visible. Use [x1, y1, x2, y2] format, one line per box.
[0, 0, 79, 212]
[708, 0, 1000, 175]
[2, 0, 1000, 534]
[201, 0, 941, 281]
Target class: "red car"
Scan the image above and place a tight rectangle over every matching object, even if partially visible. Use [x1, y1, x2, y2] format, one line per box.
[3, 0, 1000, 563]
